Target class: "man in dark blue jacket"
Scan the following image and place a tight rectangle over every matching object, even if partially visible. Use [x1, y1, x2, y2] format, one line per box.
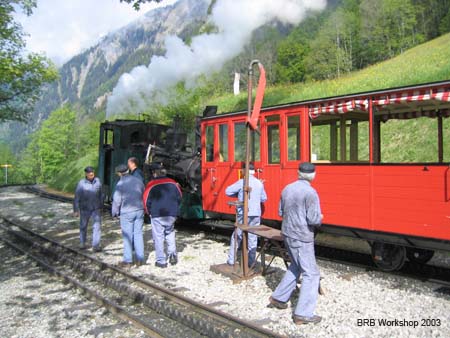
[143, 164, 182, 268]
[73, 166, 103, 251]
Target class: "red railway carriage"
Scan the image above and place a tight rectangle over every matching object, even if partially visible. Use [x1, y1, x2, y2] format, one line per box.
[200, 80, 450, 271]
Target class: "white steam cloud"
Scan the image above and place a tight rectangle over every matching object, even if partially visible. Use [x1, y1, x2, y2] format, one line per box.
[106, 0, 327, 117]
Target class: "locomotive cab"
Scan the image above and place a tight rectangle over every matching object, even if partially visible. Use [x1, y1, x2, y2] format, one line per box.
[98, 120, 169, 202]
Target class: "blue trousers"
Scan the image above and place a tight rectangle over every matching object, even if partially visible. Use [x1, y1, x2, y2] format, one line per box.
[151, 216, 177, 265]
[227, 216, 260, 266]
[272, 237, 320, 318]
[80, 209, 101, 247]
[120, 210, 144, 263]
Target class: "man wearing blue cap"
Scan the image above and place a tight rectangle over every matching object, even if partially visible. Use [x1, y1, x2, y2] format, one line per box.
[269, 162, 323, 325]
[112, 164, 145, 267]
[73, 166, 103, 251]
[225, 162, 267, 267]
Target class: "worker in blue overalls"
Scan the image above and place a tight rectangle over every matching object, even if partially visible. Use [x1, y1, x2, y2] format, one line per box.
[226, 163, 267, 267]
[269, 162, 323, 325]
[73, 166, 103, 251]
[112, 164, 145, 268]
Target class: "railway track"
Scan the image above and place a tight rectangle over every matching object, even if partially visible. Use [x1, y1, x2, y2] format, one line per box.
[8, 185, 450, 287]
[0, 216, 283, 338]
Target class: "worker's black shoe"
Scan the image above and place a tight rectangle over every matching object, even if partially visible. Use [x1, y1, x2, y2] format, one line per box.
[268, 296, 288, 310]
[93, 246, 102, 252]
[293, 315, 322, 325]
[135, 261, 145, 267]
[169, 254, 178, 265]
[79, 243, 87, 250]
[155, 262, 168, 268]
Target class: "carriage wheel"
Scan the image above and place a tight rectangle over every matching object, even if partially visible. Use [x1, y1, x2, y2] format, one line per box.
[370, 242, 406, 272]
[406, 248, 434, 264]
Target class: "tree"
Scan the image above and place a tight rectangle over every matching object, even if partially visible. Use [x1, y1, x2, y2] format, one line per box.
[36, 105, 77, 181]
[0, 0, 58, 123]
[120, 0, 163, 10]
[304, 7, 357, 80]
[359, 0, 420, 66]
[440, 7, 450, 34]
[275, 40, 309, 83]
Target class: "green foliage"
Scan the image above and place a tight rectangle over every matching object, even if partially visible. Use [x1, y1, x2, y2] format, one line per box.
[209, 33, 450, 113]
[0, 0, 58, 122]
[274, 38, 309, 83]
[440, 8, 450, 34]
[36, 105, 77, 181]
[15, 105, 101, 186]
[144, 82, 207, 130]
[0, 142, 18, 184]
[273, 0, 449, 82]
[13, 105, 100, 189]
[50, 150, 98, 193]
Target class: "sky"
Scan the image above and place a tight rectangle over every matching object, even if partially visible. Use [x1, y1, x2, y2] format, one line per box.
[14, 0, 177, 65]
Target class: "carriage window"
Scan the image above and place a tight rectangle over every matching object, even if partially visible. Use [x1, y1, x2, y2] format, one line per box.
[311, 114, 369, 162]
[287, 115, 300, 161]
[219, 124, 228, 162]
[234, 122, 260, 162]
[267, 123, 280, 164]
[379, 117, 440, 163]
[205, 125, 214, 162]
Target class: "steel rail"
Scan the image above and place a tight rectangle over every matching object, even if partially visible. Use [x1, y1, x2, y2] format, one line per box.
[0, 235, 166, 338]
[0, 217, 284, 338]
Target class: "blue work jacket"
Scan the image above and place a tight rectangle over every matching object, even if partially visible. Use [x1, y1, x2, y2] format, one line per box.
[111, 174, 144, 216]
[279, 179, 322, 243]
[225, 175, 267, 217]
[73, 177, 103, 212]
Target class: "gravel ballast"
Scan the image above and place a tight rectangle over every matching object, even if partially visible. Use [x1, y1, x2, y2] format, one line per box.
[1, 186, 449, 338]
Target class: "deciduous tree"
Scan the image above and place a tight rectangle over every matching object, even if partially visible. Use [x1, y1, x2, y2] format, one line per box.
[0, 0, 58, 123]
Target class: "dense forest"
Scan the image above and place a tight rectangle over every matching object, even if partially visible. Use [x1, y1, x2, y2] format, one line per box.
[2, 0, 450, 189]
[210, 0, 450, 91]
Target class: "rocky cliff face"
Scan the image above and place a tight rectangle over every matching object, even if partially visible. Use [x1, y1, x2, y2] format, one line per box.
[1, 0, 211, 149]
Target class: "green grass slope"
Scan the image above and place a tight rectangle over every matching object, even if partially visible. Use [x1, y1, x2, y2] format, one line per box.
[209, 33, 450, 113]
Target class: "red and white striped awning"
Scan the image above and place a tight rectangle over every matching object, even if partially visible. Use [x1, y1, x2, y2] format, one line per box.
[431, 88, 450, 102]
[373, 88, 450, 106]
[309, 87, 450, 119]
[309, 99, 368, 119]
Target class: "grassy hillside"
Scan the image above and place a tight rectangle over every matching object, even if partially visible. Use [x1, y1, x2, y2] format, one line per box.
[209, 33, 450, 113]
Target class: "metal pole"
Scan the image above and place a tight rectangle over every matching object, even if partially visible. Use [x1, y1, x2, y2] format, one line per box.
[241, 60, 262, 277]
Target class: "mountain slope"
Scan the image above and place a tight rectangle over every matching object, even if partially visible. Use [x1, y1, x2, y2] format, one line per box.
[0, 0, 212, 151]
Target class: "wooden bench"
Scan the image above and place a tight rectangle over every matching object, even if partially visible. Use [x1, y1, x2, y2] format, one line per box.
[239, 224, 290, 275]
[240, 224, 325, 294]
